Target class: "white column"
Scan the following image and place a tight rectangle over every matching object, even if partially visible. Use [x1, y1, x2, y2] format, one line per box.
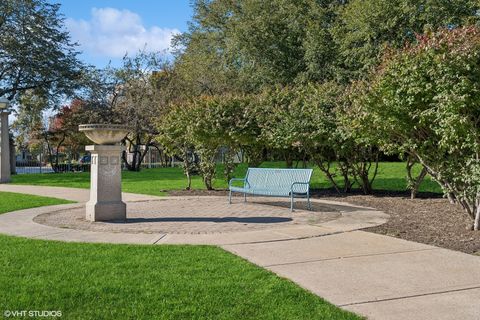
[0, 111, 10, 183]
[85, 145, 126, 221]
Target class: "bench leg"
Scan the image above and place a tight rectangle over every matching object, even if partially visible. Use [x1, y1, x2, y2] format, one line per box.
[228, 190, 232, 204]
[244, 193, 247, 203]
[290, 193, 294, 212]
[307, 192, 312, 210]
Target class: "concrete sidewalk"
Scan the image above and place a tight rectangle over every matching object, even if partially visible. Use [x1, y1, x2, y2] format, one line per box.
[224, 231, 480, 320]
[1, 184, 479, 319]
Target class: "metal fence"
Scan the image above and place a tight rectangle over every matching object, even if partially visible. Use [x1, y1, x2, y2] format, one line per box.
[14, 146, 242, 174]
[14, 148, 166, 174]
[15, 160, 90, 174]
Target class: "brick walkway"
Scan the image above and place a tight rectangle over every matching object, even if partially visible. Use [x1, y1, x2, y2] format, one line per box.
[34, 197, 343, 234]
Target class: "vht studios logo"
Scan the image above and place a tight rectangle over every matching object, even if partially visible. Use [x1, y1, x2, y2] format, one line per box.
[4, 310, 62, 318]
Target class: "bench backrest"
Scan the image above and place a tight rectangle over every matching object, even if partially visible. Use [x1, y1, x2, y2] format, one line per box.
[245, 168, 313, 193]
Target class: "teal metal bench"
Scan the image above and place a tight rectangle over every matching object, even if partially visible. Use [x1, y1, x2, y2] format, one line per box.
[228, 168, 313, 211]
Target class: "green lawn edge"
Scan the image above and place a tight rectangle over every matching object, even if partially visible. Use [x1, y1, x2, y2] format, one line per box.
[0, 191, 74, 214]
[10, 161, 443, 196]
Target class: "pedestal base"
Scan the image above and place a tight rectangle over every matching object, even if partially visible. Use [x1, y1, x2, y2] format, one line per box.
[86, 201, 126, 222]
[86, 144, 126, 222]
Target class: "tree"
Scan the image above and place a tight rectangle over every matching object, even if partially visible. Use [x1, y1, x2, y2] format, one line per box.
[158, 94, 259, 189]
[332, 0, 479, 80]
[79, 52, 170, 171]
[0, 0, 83, 100]
[360, 26, 480, 229]
[49, 99, 90, 160]
[11, 90, 45, 152]
[156, 103, 197, 190]
[114, 52, 169, 171]
[187, 95, 243, 189]
[173, 0, 340, 95]
[15, 95, 91, 172]
[256, 83, 379, 193]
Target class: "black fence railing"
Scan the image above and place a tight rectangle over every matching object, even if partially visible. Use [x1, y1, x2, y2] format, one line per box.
[15, 161, 91, 174]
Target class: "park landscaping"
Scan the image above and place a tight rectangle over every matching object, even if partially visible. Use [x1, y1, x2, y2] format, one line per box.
[11, 161, 442, 196]
[9, 161, 480, 255]
[4, 0, 480, 233]
[2, 1, 480, 319]
[0, 197, 360, 320]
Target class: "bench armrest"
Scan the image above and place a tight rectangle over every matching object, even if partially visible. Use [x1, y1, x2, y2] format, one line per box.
[229, 178, 247, 188]
[290, 182, 310, 193]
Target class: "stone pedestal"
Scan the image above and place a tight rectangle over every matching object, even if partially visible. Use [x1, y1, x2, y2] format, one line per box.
[85, 145, 126, 221]
[0, 111, 10, 183]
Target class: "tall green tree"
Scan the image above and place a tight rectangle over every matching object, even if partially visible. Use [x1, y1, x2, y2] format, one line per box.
[173, 0, 341, 94]
[333, 0, 479, 80]
[0, 0, 83, 100]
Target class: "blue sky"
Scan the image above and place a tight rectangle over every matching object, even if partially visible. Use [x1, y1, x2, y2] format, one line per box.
[55, 1, 193, 68]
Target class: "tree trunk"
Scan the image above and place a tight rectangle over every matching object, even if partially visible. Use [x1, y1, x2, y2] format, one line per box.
[185, 172, 192, 190]
[123, 135, 154, 172]
[353, 162, 374, 194]
[315, 160, 340, 193]
[285, 152, 293, 168]
[184, 159, 192, 190]
[406, 156, 428, 199]
[339, 161, 352, 192]
[181, 147, 193, 190]
[410, 167, 427, 199]
[198, 147, 217, 190]
[474, 198, 480, 231]
[223, 147, 237, 183]
[204, 176, 213, 190]
[360, 172, 373, 194]
[352, 151, 379, 195]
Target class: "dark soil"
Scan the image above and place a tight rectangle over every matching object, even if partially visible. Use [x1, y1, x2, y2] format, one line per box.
[168, 188, 480, 255]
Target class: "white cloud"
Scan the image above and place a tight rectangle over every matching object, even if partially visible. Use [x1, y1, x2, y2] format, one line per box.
[65, 7, 180, 58]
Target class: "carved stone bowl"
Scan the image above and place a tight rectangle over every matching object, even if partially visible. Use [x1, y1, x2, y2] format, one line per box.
[79, 124, 130, 145]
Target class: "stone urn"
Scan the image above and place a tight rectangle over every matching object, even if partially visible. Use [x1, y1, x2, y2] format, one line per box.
[79, 124, 130, 222]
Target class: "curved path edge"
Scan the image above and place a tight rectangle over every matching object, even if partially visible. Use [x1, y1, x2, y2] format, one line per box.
[0, 185, 388, 245]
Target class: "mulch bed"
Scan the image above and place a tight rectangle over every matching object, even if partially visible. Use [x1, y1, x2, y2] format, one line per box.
[168, 189, 480, 255]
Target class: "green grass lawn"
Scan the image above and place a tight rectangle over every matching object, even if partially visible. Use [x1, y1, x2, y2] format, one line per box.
[11, 161, 442, 196]
[0, 195, 360, 320]
[0, 191, 73, 214]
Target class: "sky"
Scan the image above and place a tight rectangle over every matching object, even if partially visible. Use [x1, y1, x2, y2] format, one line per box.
[55, 0, 194, 68]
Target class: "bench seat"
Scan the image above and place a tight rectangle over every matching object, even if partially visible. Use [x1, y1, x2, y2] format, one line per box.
[229, 186, 292, 197]
[228, 168, 313, 211]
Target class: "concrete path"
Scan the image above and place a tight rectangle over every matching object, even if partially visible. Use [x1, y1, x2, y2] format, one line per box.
[0, 188, 388, 245]
[1, 185, 479, 319]
[224, 231, 480, 320]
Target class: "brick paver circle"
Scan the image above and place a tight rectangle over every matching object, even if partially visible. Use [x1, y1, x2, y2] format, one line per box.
[34, 197, 342, 234]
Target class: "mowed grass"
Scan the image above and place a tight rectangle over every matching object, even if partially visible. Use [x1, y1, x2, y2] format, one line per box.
[0, 191, 73, 214]
[11, 161, 442, 196]
[0, 201, 360, 320]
